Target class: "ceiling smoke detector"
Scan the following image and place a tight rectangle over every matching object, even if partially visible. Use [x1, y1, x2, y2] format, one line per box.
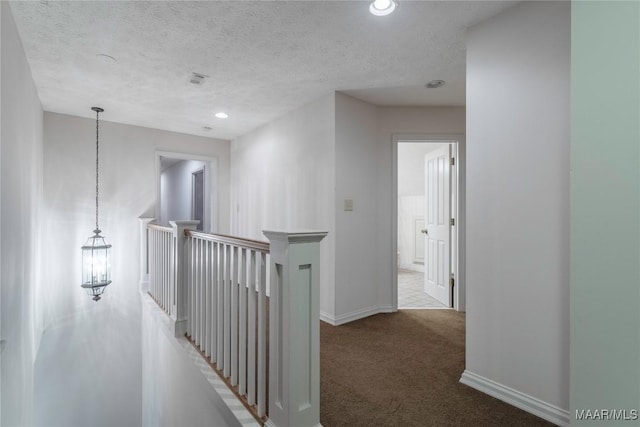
[426, 80, 446, 89]
[190, 72, 208, 85]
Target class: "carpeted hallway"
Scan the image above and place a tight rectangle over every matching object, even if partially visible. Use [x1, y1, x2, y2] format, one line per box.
[320, 310, 555, 427]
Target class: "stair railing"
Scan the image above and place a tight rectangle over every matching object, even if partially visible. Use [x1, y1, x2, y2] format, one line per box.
[139, 218, 326, 427]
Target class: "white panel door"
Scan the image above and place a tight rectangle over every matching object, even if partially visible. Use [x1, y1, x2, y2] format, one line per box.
[424, 145, 451, 306]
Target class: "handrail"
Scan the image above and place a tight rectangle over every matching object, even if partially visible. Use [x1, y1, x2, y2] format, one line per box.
[148, 223, 173, 232]
[186, 230, 270, 254]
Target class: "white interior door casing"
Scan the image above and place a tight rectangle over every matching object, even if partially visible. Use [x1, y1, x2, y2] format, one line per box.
[424, 145, 452, 306]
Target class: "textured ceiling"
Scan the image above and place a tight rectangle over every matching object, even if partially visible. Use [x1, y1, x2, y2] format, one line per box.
[9, 1, 516, 140]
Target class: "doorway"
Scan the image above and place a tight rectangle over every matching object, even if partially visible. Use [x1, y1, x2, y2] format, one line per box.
[156, 151, 218, 232]
[393, 135, 465, 312]
[192, 169, 204, 231]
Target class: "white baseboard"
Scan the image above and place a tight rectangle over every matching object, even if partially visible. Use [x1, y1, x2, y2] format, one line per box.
[320, 305, 393, 326]
[319, 311, 336, 325]
[378, 305, 395, 313]
[459, 370, 569, 426]
[265, 420, 321, 427]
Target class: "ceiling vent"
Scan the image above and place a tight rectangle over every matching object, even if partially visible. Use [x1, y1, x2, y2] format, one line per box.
[190, 72, 208, 85]
[426, 80, 446, 89]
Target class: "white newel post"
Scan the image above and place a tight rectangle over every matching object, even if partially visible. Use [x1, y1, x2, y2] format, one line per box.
[138, 218, 154, 292]
[170, 220, 199, 337]
[263, 230, 328, 427]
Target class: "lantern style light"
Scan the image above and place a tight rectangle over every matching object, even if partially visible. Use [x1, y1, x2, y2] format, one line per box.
[81, 107, 112, 301]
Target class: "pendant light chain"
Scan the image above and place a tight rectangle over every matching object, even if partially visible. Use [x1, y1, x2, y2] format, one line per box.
[82, 106, 111, 302]
[95, 108, 100, 233]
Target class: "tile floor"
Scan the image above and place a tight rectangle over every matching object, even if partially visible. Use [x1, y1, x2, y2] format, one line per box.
[398, 268, 448, 309]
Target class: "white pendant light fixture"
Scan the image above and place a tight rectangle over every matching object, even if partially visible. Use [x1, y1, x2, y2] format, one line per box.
[370, 0, 397, 16]
[81, 107, 112, 301]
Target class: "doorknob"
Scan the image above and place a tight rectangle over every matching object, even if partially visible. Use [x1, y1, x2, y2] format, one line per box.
[421, 228, 429, 235]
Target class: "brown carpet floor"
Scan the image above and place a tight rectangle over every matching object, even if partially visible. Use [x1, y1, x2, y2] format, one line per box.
[320, 310, 556, 427]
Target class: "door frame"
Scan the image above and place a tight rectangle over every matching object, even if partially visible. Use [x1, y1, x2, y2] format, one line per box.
[391, 134, 466, 312]
[155, 151, 219, 232]
[191, 168, 205, 231]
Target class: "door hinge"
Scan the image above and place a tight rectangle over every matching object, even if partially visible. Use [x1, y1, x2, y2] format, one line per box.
[450, 218, 455, 226]
[450, 157, 455, 166]
[450, 277, 455, 288]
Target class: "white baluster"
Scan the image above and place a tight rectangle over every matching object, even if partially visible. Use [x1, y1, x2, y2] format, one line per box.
[231, 245, 239, 386]
[257, 251, 267, 418]
[195, 238, 201, 345]
[211, 241, 218, 364]
[247, 250, 257, 406]
[170, 233, 175, 316]
[162, 231, 166, 309]
[157, 231, 161, 306]
[216, 242, 224, 367]
[200, 239, 206, 347]
[200, 239, 205, 346]
[224, 244, 231, 377]
[166, 231, 170, 311]
[149, 230, 153, 298]
[185, 236, 191, 336]
[200, 239, 206, 350]
[190, 237, 196, 339]
[239, 247, 248, 396]
[204, 240, 211, 358]
[149, 230, 154, 299]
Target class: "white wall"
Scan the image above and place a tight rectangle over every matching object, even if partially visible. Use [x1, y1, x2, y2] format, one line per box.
[230, 94, 336, 317]
[34, 304, 142, 427]
[334, 93, 379, 321]
[398, 143, 444, 198]
[1, 3, 44, 425]
[463, 1, 570, 424]
[160, 159, 206, 227]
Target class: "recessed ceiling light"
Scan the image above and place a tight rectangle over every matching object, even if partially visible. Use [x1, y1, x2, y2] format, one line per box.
[370, 0, 397, 16]
[426, 80, 446, 89]
[96, 54, 117, 64]
[215, 112, 229, 119]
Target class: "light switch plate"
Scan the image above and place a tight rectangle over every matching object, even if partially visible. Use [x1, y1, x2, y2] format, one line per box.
[344, 199, 353, 211]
